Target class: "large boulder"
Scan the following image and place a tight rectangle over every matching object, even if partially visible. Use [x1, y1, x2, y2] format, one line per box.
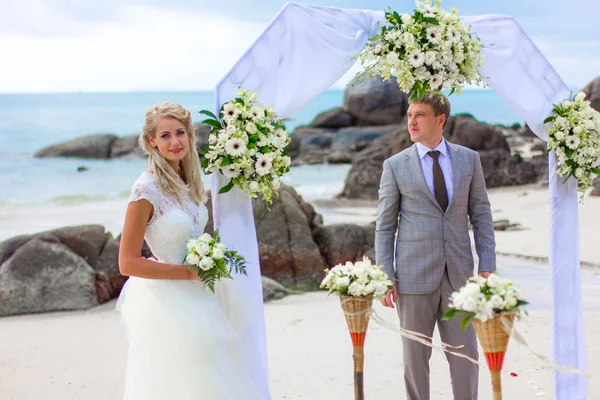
[312, 223, 375, 268]
[252, 185, 326, 290]
[591, 177, 600, 197]
[110, 134, 143, 158]
[479, 150, 547, 188]
[309, 107, 354, 129]
[34, 134, 118, 159]
[582, 76, 600, 111]
[344, 76, 409, 126]
[339, 116, 513, 199]
[262, 276, 292, 302]
[0, 225, 123, 316]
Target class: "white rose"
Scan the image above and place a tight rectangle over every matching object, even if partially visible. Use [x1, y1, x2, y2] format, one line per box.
[573, 126, 583, 135]
[246, 122, 258, 134]
[249, 181, 260, 192]
[462, 297, 477, 313]
[336, 276, 350, 288]
[486, 274, 501, 288]
[272, 180, 281, 190]
[194, 242, 210, 257]
[216, 243, 227, 252]
[464, 282, 481, 297]
[211, 248, 225, 260]
[401, 14, 414, 25]
[575, 92, 586, 102]
[186, 253, 200, 266]
[199, 233, 213, 243]
[199, 257, 214, 271]
[226, 124, 237, 134]
[489, 295, 504, 309]
[386, 52, 399, 65]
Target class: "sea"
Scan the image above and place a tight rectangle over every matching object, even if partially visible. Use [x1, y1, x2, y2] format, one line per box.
[0, 89, 523, 240]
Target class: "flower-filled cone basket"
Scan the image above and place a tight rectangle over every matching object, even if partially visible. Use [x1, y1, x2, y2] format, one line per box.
[473, 313, 515, 400]
[320, 257, 393, 400]
[340, 294, 374, 400]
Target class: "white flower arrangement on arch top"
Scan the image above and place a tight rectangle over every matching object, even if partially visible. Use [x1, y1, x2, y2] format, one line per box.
[199, 87, 292, 205]
[442, 274, 528, 331]
[545, 91, 600, 200]
[353, 0, 485, 100]
[320, 256, 394, 299]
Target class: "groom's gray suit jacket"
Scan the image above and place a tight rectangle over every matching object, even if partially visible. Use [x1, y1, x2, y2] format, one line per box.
[375, 141, 496, 295]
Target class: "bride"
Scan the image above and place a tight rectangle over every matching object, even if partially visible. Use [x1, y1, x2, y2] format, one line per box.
[116, 101, 268, 400]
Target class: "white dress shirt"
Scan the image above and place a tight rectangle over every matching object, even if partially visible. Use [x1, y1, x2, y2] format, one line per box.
[415, 138, 453, 204]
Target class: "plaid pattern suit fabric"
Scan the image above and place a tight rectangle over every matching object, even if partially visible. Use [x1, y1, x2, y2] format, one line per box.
[375, 142, 496, 295]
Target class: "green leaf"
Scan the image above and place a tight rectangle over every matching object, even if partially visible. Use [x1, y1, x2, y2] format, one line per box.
[259, 147, 273, 153]
[565, 148, 574, 159]
[233, 97, 244, 104]
[393, 11, 402, 24]
[249, 133, 259, 143]
[218, 180, 235, 194]
[592, 168, 600, 175]
[282, 150, 289, 157]
[201, 119, 222, 129]
[460, 315, 475, 332]
[448, 87, 456, 97]
[201, 157, 209, 170]
[544, 116, 555, 124]
[247, 142, 256, 149]
[368, 35, 382, 42]
[442, 309, 461, 320]
[422, 17, 440, 25]
[199, 110, 218, 121]
[220, 156, 233, 167]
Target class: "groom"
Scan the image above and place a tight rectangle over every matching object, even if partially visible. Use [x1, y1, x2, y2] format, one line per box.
[375, 91, 496, 400]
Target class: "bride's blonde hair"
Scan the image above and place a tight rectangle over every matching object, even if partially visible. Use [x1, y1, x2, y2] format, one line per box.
[140, 101, 207, 205]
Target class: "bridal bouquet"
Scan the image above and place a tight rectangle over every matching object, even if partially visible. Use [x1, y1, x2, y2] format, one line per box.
[545, 91, 600, 198]
[320, 256, 393, 299]
[199, 87, 292, 205]
[354, 0, 485, 100]
[185, 231, 246, 293]
[442, 273, 528, 331]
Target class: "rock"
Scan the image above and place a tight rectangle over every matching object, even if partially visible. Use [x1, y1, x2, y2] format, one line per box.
[252, 185, 326, 290]
[493, 219, 523, 231]
[479, 150, 547, 188]
[291, 145, 332, 166]
[531, 142, 547, 152]
[110, 134, 143, 158]
[591, 177, 600, 197]
[582, 76, 600, 111]
[262, 276, 292, 302]
[35, 134, 119, 159]
[344, 76, 409, 126]
[338, 125, 413, 199]
[339, 116, 514, 199]
[293, 126, 336, 139]
[0, 225, 123, 316]
[516, 124, 538, 138]
[0, 239, 98, 316]
[302, 134, 335, 148]
[194, 123, 212, 151]
[331, 124, 403, 153]
[287, 135, 302, 160]
[312, 223, 375, 268]
[309, 107, 354, 129]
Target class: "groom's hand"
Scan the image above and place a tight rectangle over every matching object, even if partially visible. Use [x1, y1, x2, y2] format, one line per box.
[478, 272, 492, 279]
[380, 284, 397, 308]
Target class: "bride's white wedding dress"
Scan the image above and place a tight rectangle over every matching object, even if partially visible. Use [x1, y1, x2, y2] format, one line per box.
[116, 171, 266, 400]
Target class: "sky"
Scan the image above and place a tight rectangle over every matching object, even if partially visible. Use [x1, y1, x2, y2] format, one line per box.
[0, 0, 598, 93]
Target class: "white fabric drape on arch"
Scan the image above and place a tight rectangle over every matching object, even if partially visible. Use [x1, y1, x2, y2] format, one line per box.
[211, 4, 587, 399]
[212, 4, 385, 399]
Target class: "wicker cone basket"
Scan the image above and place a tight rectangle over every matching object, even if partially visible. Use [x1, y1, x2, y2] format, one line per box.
[473, 314, 516, 400]
[340, 294, 374, 400]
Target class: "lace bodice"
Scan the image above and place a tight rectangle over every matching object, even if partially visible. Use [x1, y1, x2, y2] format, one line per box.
[129, 171, 208, 264]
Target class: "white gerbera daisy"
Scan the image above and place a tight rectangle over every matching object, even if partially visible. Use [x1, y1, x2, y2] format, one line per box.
[408, 49, 425, 68]
[274, 128, 287, 142]
[250, 105, 264, 120]
[426, 27, 442, 44]
[222, 165, 241, 179]
[255, 154, 273, 176]
[566, 136, 581, 150]
[225, 138, 246, 157]
[257, 135, 269, 147]
[429, 74, 444, 90]
[222, 103, 239, 121]
[446, 26, 461, 43]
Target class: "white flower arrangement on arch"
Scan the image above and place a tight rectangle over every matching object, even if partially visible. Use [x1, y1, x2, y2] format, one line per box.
[354, 0, 485, 100]
[545, 91, 600, 200]
[199, 87, 292, 205]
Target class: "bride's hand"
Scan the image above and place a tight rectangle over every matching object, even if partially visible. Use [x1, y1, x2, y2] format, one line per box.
[185, 266, 200, 281]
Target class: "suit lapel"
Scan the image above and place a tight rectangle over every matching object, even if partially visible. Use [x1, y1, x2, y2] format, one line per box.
[405, 144, 441, 210]
[447, 141, 463, 212]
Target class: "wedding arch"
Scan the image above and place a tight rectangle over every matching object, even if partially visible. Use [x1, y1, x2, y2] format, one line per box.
[210, 3, 587, 399]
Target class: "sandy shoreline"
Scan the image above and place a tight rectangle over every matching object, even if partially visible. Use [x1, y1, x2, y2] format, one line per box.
[1, 256, 599, 400]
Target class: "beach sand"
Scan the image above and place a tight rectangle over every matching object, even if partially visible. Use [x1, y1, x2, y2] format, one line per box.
[1, 185, 599, 399]
[1, 256, 599, 400]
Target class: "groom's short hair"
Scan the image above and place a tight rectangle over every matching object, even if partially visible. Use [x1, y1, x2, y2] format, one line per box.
[409, 92, 450, 128]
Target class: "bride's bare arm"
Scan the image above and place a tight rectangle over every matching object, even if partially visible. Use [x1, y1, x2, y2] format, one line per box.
[118, 199, 196, 280]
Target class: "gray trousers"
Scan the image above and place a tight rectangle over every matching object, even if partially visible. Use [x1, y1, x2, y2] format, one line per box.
[396, 269, 478, 400]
